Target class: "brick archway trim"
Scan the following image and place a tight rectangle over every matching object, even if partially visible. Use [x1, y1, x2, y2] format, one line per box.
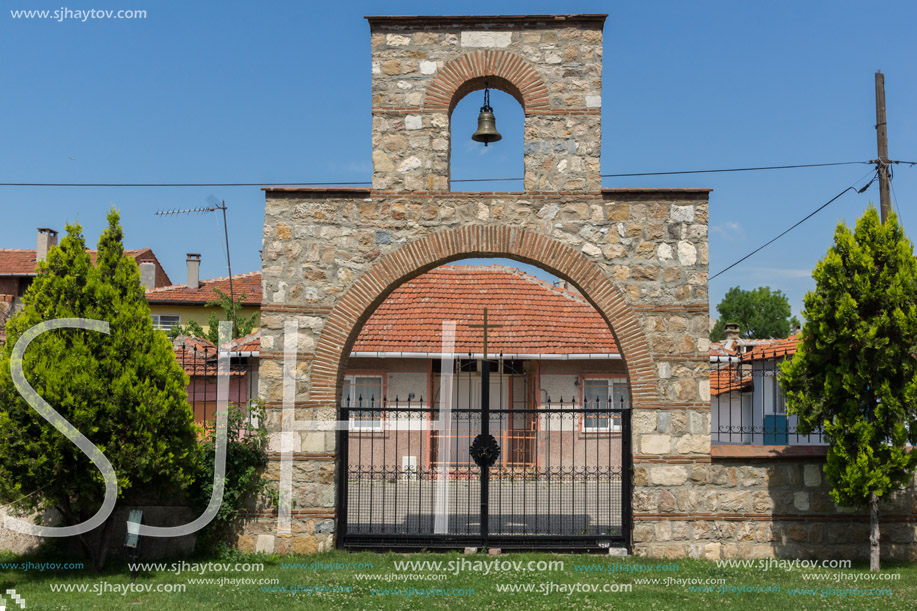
[310, 225, 658, 408]
[424, 50, 551, 114]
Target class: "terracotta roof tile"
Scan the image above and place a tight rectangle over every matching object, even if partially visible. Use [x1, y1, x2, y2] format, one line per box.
[227, 330, 260, 352]
[709, 341, 736, 357]
[741, 335, 800, 361]
[710, 364, 752, 395]
[0, 248, 171, 286]
[709, 335, 800, 395]
[352, 265, 619, 355]
[146, 271, 261, 306]
[0, 250, 38, 275]
[171, 336, 249, 377]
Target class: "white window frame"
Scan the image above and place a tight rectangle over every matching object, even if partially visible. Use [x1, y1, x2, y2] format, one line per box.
[581, 377, 627, 433]
[151, 314, 181, 331]
[344, 375, 384, 432]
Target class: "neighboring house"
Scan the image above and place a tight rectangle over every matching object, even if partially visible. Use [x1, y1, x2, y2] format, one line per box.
[145, 253, 261, 333]
[0, 227, 170, 343]
[173, 331, 260, 423]
[710, 334, 826, 446]
[343, 265, 626, 472]
[713, 321, 790, 355]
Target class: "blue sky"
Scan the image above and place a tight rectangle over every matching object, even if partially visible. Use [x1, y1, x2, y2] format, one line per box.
[2, 1, 915, 320]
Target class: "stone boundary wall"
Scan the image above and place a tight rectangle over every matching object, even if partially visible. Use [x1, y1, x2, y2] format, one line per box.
[635, 455, 917, 561]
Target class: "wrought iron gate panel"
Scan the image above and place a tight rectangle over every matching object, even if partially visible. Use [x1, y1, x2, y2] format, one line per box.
[339, 359, 631, 551]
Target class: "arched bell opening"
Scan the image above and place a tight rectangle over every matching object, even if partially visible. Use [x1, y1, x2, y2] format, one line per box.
[449, 78, 524, 193]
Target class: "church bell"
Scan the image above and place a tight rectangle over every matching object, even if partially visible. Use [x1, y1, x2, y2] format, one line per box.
[471, 84, 502, 146]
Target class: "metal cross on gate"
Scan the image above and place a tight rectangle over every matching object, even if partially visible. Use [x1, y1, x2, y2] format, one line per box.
[467, 307, 503, 545]
[468, 307, 502, 361]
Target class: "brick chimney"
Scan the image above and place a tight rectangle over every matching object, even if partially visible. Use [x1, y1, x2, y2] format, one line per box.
[36, 228, 58, 262]
[724, 322, 741, 341]
[138, 261, 157, 290]
[186, 253, 201, 290]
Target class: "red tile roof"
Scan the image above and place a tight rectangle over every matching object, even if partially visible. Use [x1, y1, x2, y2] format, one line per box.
[709, 341, 737, 358]
[351, 265, 620, 355]
[171, 336, 251, 377]
[741, 335, 800, 361]
[709, 335, 800, 396]
[0, 248, 171, 287]
[146, 271, 262, 306]
[710, 364, 752, 395]
[0, 250, 38, 275]
[227, 330, 260, 353]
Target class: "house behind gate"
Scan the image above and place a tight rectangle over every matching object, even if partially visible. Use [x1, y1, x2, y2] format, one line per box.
[343, 264, 628, 475]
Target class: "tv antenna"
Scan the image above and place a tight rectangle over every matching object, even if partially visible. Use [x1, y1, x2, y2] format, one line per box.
[156, 195, 236, 334]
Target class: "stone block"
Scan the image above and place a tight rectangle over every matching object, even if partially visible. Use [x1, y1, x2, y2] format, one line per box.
[717, 491, 749, 512]
[787, 525, 808, 542]
[649, 466, 689, 486]
[675, 434, 709, 454]
[803, 464, 822, 487]
[654, 521, 672, 542]
[461, 31, 512, 48]
[293, 536, 319, 555]
[633, 522, 655, 543]
[256, 535, 275, 554]
[657, 490, 677, 512]
[641, 434, 671, 454]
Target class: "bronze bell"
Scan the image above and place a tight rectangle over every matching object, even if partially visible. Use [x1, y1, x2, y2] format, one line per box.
[471, 86, 502, 146]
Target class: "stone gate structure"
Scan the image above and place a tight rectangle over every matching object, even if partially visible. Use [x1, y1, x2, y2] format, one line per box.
[243, 13, 711, 556]
[243, 14, 915, 561]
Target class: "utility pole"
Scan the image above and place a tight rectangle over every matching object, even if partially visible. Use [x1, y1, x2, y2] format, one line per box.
[875, 71, 892, 223]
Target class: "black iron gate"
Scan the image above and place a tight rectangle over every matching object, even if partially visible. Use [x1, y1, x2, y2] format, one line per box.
[338, 356, 631, 552]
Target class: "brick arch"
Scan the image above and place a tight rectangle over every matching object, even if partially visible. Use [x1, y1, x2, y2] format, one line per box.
[310, 225, 658, 409]
[424, 50, 550, 115]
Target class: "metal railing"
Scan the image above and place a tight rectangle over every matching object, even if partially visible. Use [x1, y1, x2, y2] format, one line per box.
[710, 351, 825, 445]
[174, 341, 259, 423]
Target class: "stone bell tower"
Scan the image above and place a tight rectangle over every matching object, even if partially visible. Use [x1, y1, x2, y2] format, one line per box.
[367, 14, 605, 192]
[252, 13, 711, 559]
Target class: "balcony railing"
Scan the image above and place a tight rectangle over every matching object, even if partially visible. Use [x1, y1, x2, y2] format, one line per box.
[710, 354, 825, 446]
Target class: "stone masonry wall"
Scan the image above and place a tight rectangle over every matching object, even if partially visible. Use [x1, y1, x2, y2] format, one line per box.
[247, 187, 711, 554]
[635, 456, 917, 562]
[368, 15, 604, 192]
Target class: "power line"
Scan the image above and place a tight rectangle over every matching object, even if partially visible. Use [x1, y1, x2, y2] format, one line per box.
[0, 160, 877, 188]
[708, 171, 878, 281]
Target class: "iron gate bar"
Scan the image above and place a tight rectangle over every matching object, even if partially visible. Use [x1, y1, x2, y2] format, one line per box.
[339, 357, 631, 552]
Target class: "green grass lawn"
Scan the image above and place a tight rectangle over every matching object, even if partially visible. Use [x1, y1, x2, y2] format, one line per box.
[2, 548, 915, 610]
